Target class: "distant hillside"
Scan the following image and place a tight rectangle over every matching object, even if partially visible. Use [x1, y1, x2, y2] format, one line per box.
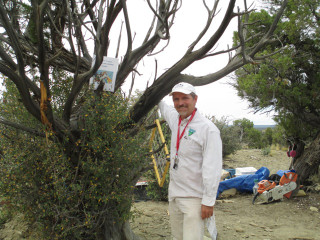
[254, 125, 275, 130]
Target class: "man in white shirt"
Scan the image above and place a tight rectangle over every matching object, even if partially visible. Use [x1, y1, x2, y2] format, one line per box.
[158, 82, 222, 240]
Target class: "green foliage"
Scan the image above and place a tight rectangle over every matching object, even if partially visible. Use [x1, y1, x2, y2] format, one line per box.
[233, 0, 320, 144]
[213, 117, 279, 150]
[50, 71, 75, 114]
[246, 128, 263, 149]
[263, 128, 273, 146]
[261, 146, 271, 156]
[0, 78, 41, 128]
[273, 112, 317, 143]
[271, 125, 287, 147]
[144, 170, 169, 201]
[0, 91, 149, 239]
[0, 203, 13, 225]
[233, 118, 254, 130]
[213, 117, 241, 157]
[232, 118, 256, 145]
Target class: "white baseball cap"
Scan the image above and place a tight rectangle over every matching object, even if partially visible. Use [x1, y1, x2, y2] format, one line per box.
[169, 82, 196, 96]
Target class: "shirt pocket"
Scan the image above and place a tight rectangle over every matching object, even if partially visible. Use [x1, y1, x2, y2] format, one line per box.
[178, 133, 202, 158]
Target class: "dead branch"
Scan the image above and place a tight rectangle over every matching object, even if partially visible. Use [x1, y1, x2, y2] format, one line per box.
[250, 0, 288, 55]
[187, 0, 220, 53]
[116, 21, 124, 58]
[146, 0, 169, 39]
[121, 0, 133, 52]
[143, 4, 158, 44]
[0, 0, 290, 140]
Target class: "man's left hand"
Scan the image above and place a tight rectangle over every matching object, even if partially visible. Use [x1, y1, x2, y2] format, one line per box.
[201, 204, 214, 219]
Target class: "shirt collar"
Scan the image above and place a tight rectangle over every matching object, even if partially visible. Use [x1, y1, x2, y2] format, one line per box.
[179, 109, 197, 124]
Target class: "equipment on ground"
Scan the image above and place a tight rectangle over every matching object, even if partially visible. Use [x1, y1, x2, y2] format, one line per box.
[252, 171, 299, 204]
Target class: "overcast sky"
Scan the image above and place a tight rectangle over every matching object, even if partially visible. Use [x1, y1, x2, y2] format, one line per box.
[0, 1, 275, 125]
[119, 0, 276, 125]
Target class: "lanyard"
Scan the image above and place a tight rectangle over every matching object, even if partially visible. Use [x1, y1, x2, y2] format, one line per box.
[175, 109, 197, 155]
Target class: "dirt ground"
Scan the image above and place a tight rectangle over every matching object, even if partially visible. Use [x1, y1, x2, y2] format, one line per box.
[130, 149, 320, 240]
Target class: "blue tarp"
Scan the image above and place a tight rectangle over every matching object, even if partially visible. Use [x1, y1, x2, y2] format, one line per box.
[216, 167, 270, 198]
[276, 169, 295, 177]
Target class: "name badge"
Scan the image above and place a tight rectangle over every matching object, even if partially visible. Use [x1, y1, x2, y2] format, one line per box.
[173, 155, 179, 170]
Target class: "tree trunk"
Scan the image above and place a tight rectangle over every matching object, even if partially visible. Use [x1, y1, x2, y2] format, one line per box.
[99, 194, 141, 240]
[102, 221, 140, 240]
[293, 133, 320, 183]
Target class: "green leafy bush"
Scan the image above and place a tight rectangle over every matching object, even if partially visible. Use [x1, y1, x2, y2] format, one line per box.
[0, 203, 13, 225]
[0, 92, 149, 239]
[145, 170, 169, 201]
[213, 117, 242, 157]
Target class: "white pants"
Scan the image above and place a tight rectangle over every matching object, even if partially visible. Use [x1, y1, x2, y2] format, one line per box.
[169, 197, 205, 240]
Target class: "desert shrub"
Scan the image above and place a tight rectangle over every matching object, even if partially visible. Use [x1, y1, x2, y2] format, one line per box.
[0, 92, 149, 239]
[0, 203, 13, 225]
[272, 126, 289, 149]
[261, 146, 271, 156]
[262, 127, 273, 145]
[213, 117, 242, 157]
[145, 170, 169, 201]
[246, 128, 263, 148]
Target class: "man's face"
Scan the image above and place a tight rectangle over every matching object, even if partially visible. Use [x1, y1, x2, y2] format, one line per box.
[172, 92, 198, 119]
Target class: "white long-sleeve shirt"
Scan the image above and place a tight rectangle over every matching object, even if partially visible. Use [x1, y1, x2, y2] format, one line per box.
[159, 101, 222, 206]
